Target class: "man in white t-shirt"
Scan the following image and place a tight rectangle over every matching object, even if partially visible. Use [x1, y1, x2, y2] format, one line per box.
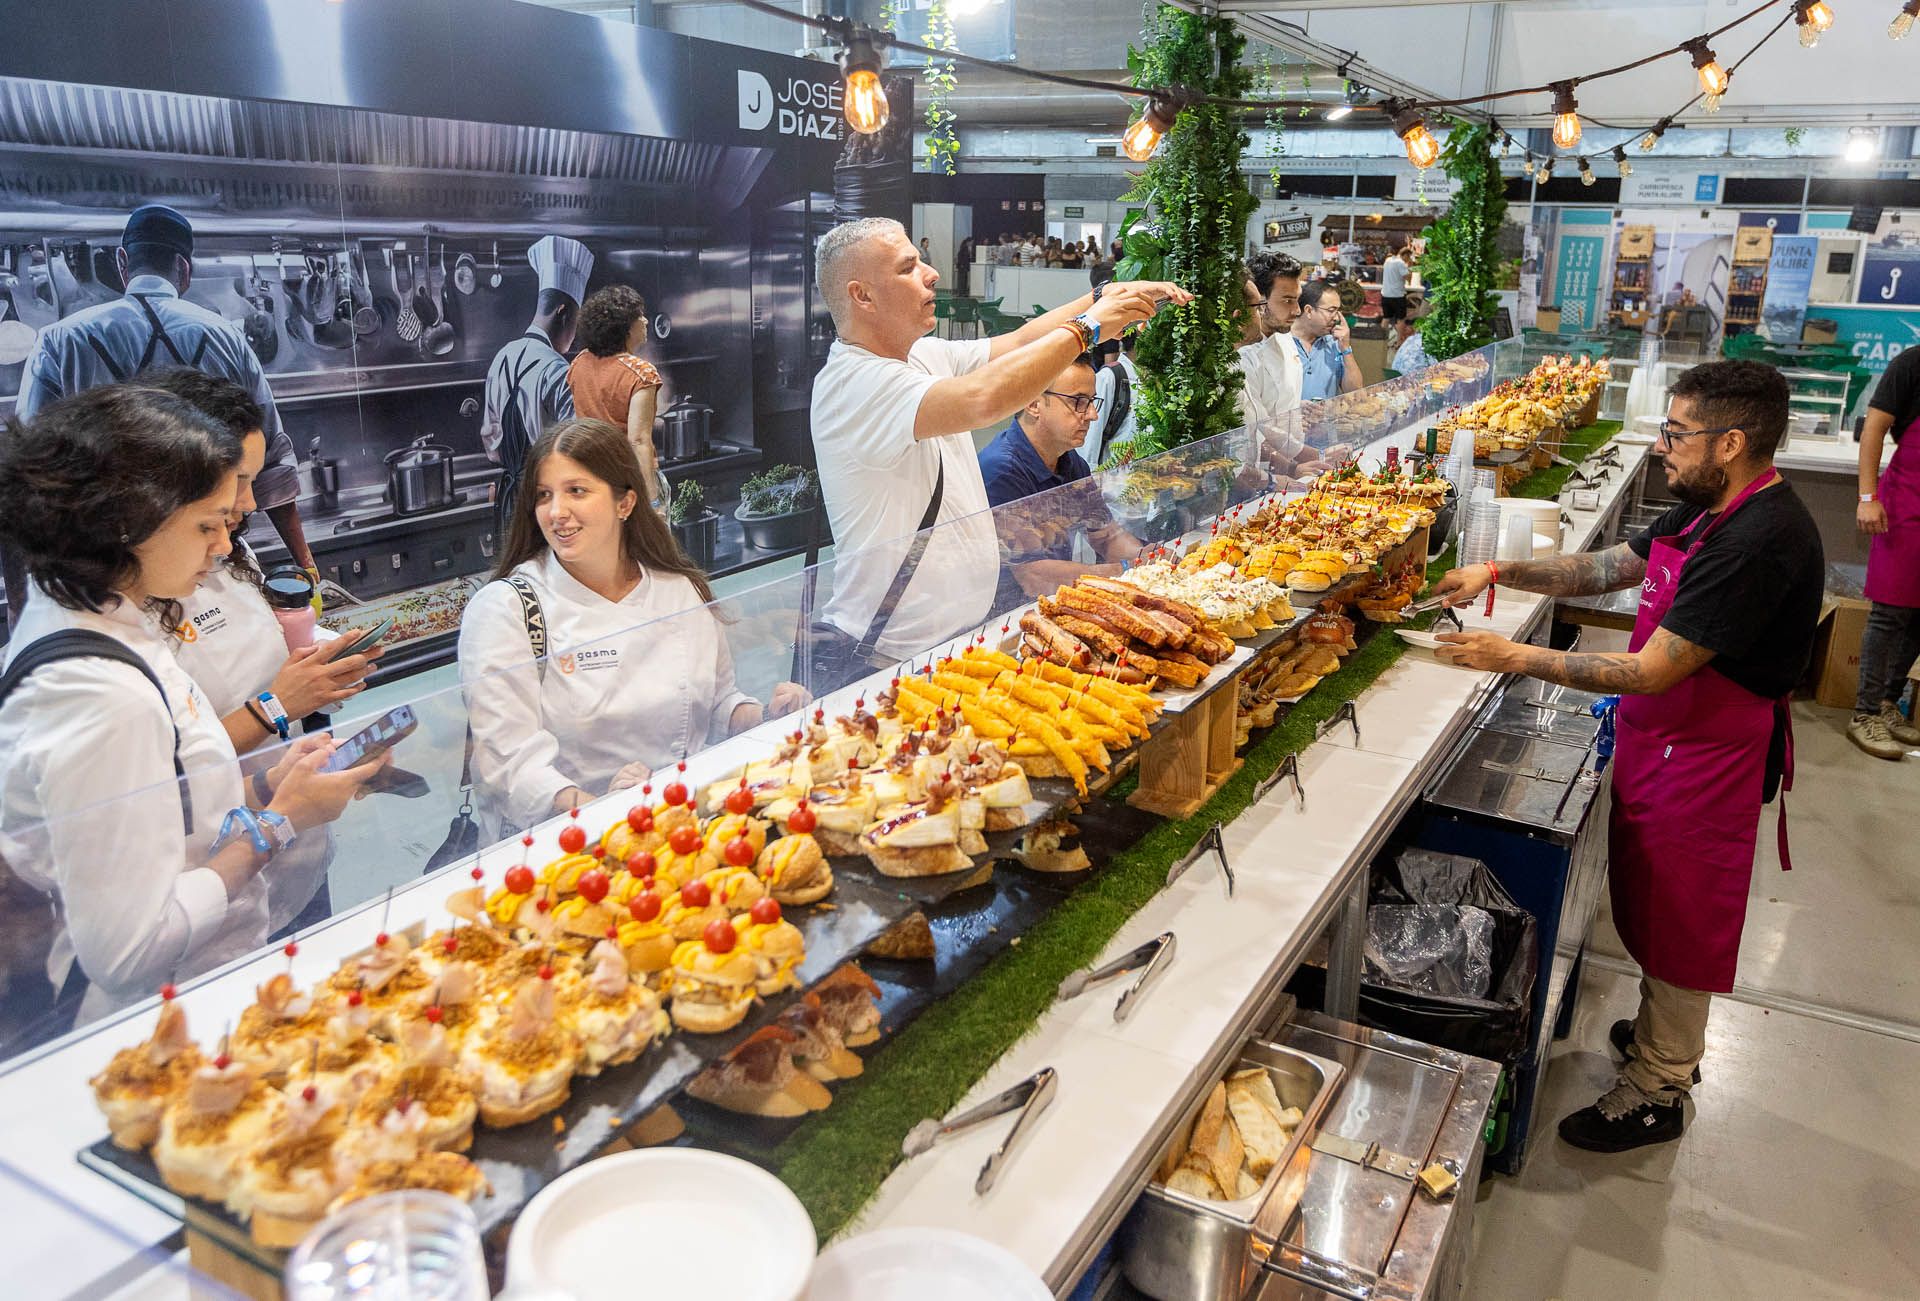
[1381, 245, 1412, 324]
[807, 217, 1187, 684]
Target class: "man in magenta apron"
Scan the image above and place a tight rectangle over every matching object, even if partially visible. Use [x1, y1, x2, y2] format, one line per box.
[1432, 361, 1824, 1152]
[1850, 346, 1920, 760]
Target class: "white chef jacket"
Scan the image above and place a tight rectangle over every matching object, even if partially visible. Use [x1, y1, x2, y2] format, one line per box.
[810, 336, 1001, 661]
[458, 553, 755, 839]
[0, 588, 264, 1023]
[13, 276, 296, 509]
[173, 548, 338, 933]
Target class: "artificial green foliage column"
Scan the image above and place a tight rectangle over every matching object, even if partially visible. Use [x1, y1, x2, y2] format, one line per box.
[1419, 121, 1509, 360]
[1111, 5, 1257, 458]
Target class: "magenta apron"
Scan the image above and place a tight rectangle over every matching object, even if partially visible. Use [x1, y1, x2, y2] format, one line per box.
[1865, 413, 1920, 608]
[1609, 472, 1794, 994]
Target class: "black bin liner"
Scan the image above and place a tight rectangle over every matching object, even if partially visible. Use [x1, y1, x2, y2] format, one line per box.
[1293, 848, 1538, 1066]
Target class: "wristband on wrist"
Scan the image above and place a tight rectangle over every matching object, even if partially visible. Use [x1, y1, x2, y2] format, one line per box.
[1060, 318, 1094, 353]
[1487, 560, 1501, 586]
[214, 807, 273, 859]
[1860, 492, 1877, 503]
[254, 691, 291, 741]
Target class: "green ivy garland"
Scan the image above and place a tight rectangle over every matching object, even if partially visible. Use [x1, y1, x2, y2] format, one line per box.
[1420, 121, 1508, 360]
[922, 0, 959, 176]
[1111, 4, 1257, 458]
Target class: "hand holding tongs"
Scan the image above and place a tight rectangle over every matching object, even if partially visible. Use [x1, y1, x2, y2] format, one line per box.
[1404, 593, 1465, 632]
[901, 1067, 1057, 1195]
[1057, 932, 1176, 1022]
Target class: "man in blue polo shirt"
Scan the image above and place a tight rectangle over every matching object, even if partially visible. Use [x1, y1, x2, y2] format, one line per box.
[1289, 279, 1363, 401]
[979, 352, 1140, 595]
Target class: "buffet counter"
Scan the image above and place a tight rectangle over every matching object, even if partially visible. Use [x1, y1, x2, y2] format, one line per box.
[0, 340, 1641, 1300]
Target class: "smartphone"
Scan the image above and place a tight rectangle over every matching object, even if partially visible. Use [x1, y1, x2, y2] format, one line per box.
[327, 616, 395, 662]
[321, 704, 417, 773]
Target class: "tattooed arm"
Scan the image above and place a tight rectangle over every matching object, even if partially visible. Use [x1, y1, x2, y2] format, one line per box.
[1431, 544, 1648, 603]
[1435, 626, 1715, 694]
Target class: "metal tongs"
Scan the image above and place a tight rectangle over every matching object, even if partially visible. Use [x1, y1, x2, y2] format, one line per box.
[1403, 593, 1466, 632]
[901, 1067, 1058, 1195]
[1166, 822, 1233, 897]
[1057, 932, 1176, 1022]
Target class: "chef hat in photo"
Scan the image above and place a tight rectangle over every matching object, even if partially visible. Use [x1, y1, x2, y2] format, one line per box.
[529, 235, 594, 305]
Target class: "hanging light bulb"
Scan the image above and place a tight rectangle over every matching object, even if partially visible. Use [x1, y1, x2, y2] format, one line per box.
[1122, 94, 1180, 162]
[1501, 133, 1513, 158]
[1579, 158, 1597, 186]
[1522, 158, 1537, 179]
[1640, 120, 1667, 152]
[1846, 126, 1880, 163]
[1895, 0, 1920, 39]
[839, 30, 890, 135]
[1685, 39, 1730, 97]
[1792, 0, 1836, 46]
[1390, 102, 1441, 169]
[1612, 145, 1634, 177]
[1539, 158, 1555, 183]
[1551, 82, 1583, 150]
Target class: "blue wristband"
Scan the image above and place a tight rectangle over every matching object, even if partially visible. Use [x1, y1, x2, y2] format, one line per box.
[255, 692, 290, 741]
[215, 807, 273, 857]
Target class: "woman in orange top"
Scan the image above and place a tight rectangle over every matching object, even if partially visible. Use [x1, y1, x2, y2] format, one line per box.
[567, 286, 668, 515]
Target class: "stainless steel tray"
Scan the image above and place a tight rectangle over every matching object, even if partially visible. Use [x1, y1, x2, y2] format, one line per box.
[1119, 1040, 1343, 1301]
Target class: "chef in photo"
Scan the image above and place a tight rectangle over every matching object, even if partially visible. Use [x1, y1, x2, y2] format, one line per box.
[807, 216, 1187, 693]
[483, 235, 592, 537]
[1849, 344, 1920, 760]
[1428, 361, 1823, 1152]
[458, 418, 805, 838]
[6, 204, 315, 632]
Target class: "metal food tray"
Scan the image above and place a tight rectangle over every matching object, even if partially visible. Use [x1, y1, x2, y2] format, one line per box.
[1120, 1040, 1344, 1301]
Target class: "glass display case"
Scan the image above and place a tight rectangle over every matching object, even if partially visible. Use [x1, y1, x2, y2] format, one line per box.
[1780, 366, 1852, 442]
[0, 338, 1523, 1291]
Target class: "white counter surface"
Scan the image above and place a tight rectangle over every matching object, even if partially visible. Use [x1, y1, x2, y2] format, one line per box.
[0, 437, 1650, 1300]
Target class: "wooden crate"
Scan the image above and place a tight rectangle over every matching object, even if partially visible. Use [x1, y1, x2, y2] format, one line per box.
[1129, 682, 1241, 819]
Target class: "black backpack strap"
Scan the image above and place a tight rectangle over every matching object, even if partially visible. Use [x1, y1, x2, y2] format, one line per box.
[458, 575, 549, 789]
[0, 630, 193, 835]
[853, 456, 945, 663]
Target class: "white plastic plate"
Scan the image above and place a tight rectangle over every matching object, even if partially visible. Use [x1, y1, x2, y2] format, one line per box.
[809, 1227, 1052, 1301]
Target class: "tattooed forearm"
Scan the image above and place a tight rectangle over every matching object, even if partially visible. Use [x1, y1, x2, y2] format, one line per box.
[1496, 544, 1648, 598]
[1512, 627, 1714, 694]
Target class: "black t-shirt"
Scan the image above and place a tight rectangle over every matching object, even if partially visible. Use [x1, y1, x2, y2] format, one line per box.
[1627, 480, 1825, 698]
[1867, 346, 1920, 442]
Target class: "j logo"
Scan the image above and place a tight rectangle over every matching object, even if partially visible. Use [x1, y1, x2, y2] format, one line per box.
[558, 652, 578, 675]
[738, 70, 773, 131]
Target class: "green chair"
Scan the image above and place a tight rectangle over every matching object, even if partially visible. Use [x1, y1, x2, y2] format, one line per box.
[932, 297, 955, 338]
[949, 297, 980, 338]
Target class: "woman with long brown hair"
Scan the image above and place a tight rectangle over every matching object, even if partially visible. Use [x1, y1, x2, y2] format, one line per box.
[457, 419, 805, 836]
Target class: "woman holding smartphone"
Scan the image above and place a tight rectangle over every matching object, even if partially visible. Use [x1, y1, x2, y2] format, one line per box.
[458, 418, 805, 837]
[0, 387, 382, 1025]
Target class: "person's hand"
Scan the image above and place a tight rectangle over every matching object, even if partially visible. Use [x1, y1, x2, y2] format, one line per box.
[1859, 499, 1890, 536]
[1092, 280, 1192, 335]
[768, 682, 810, 719]
[266, 738, 389, 832]
[608, 763, 652, 793]
[1430, 563, 1494, 608]
[1331, 315, 1352, 348]
[1433, 629, 1521, 672]
[270, 642, 381, 718]
[263, 733, 332, 797]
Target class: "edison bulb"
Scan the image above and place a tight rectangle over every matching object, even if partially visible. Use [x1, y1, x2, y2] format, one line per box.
[1122, 114, 1165, 162]
[1894, 2, 1918, 40]
[1552, 111, 1582, 150]
[1402, 121, 1440, 169]
[844, 69, 889, 135]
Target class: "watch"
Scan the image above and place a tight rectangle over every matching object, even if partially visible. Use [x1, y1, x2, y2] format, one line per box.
[256, 809, 297, 855]
[255, 691, 290, 741]
[1073, 311, 1102, 348]
[1091, 282, 1106, 304]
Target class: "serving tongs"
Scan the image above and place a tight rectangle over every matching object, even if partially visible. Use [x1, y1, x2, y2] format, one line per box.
[901, 1066, 1057, 1194]
[1403, 593, 1466, 631]
[1057, 932, 1176, 1022]
[1167, 822, 1233, 897]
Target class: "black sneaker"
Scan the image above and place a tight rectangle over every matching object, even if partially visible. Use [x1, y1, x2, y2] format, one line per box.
[1608, 1018, 1702, 1083]
[1558, 1083, 1686, 1152]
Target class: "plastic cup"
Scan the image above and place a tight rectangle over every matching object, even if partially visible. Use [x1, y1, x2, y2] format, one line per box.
[286, 1191, 488, 1301]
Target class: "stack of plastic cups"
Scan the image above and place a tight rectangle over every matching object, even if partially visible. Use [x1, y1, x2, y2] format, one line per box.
[1462, 488, 1501, 566]
[1499, 510, 1536, 560]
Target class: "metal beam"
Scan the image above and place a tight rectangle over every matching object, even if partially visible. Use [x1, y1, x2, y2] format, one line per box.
[1217, 0, 1483, 7]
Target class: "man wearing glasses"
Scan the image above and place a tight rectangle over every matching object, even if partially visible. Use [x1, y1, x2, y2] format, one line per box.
[1288, 280, 1364, 401]
[980, 352, 1142, 595]
[1238, 252, 1305, 427]
[1428, 361, 1823, 1155]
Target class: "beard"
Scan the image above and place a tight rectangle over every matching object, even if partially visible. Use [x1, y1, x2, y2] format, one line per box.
[1668, 458, 1729, 509]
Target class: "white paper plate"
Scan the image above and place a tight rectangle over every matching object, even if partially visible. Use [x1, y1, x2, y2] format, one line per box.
[507, 1149, 815, 1301]
[809, 1227, 1051, 1301]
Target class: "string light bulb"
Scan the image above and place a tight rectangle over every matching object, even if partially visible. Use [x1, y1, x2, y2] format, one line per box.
[839, 30, 890, 135]
[1613, 145, 1634, 177]
[1522, 158, 1536, 179]
[1793, 1, 1836, 45]
[1685, 39, 1730, 96]
[1846, 126, 1879, 163]
[1579, 158, 1597, 186]
[1551, 82, 1583, 150]
[1539, 158, 1555, 183]
[1122, 94, 1180, 162]
[1895, 0, 1919, 39]
[1390, 102, 1441, 169]
[1640, 119, 1669, 152]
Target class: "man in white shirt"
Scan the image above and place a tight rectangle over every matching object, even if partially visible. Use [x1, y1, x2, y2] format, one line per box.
[807, 217, 1187, 687]
[1237, 252, 1305, 429]
[1381, 245, 1412, 323]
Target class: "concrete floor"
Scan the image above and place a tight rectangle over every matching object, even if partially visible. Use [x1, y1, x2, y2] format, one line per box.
[1467, 699, 1920, 1299]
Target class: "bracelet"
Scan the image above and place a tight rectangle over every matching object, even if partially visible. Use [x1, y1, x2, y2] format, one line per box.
[1860, 492, 1876, 503]
[214, 807, 274, 859]
[1060, 318, 1094, 352]
[1487, 560, 1501, 586]
[254, 691, 291, 741]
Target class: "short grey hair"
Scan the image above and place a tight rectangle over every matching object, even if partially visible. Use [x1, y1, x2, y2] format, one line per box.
[816, 217, 904, 331]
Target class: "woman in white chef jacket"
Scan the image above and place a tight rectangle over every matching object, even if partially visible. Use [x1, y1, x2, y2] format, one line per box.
[145, 370, 380, 935]
[459, 418, 806, 837]
[0, 387, 380, 1025]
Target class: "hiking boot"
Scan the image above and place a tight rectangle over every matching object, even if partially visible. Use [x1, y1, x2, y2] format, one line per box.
[1608, 1019, 1701, 1083]
[1879, 702, 1920, 747]
[1558, 1081, 1686, 1153]
[1850, 712, 1905, 761]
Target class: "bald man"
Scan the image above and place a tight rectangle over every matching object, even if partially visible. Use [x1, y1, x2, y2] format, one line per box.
[804, 218, 1186, 691]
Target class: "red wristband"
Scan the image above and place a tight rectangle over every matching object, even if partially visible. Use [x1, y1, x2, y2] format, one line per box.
[1486, 560, 1500, 586]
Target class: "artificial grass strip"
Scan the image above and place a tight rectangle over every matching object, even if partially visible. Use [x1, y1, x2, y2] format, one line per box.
[769, 427, 1605, 1240]
[1512, 420, 1622, 501]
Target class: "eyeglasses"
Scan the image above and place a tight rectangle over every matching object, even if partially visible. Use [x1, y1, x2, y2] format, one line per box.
[1044, 391, 1105, 416]
[1654, 421, 1736, 447]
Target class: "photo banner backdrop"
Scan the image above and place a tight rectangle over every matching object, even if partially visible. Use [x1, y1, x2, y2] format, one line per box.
[1761, 236, 1819, 344]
